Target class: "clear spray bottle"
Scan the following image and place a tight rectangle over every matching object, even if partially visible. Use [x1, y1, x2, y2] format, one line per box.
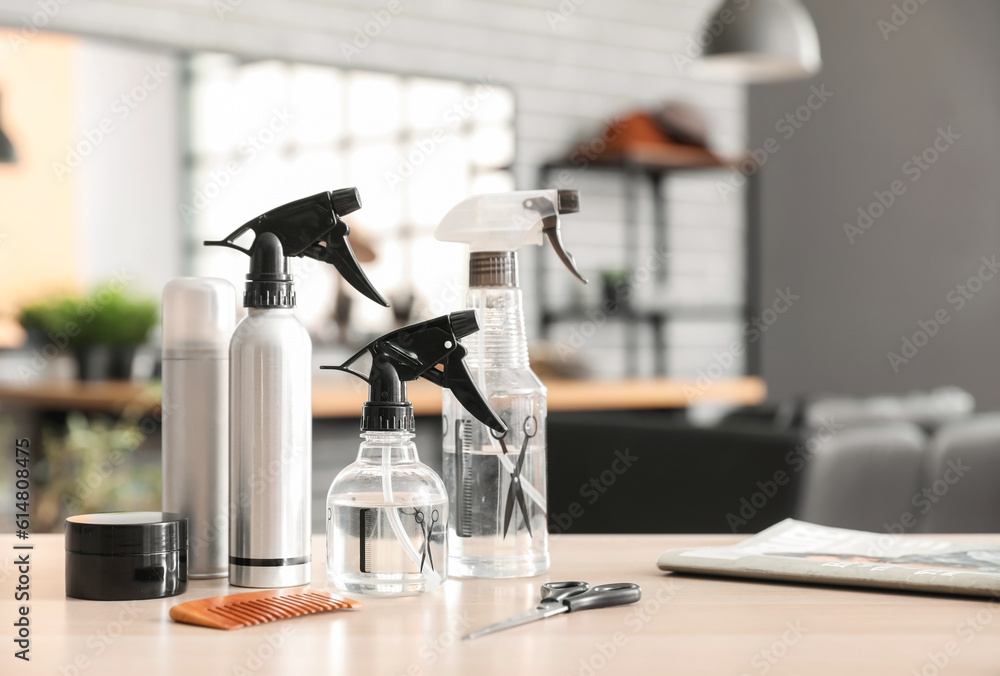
[321, 311, 506, 596]
[436, 189, 586, 578]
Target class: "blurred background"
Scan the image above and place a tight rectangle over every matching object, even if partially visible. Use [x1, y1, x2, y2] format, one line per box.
[2, 0, 998, 537]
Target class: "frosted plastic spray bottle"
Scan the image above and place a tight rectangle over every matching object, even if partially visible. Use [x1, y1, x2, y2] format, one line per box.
[321, 310, 506, 596]
[204, 188, 388, 588]
[436, 189, 587, 578]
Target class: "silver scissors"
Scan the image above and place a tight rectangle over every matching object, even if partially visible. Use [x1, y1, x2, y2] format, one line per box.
[491, 415, 537, 538]
[405, 507, 440, 573]
[464, 581, 642, 640]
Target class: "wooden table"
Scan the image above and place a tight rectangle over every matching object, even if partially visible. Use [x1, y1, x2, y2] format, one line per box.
[0, 376, 766, 418]
[4, 533, 1000, 675]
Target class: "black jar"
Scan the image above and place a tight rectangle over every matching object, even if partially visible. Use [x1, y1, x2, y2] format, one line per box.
[65, 512, 187, 601]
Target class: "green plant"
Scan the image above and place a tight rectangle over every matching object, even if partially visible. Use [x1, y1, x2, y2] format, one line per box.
[599, 269, 631, 287]
[17, 294, 76, 337]
[83, 286, 159, 346]
[17, 284, 159, 347]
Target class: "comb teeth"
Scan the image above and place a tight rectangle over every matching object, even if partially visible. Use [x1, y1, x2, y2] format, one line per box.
[455, 419, 473, 538]
[169, 588, 362, 630]
[360, 508, 373, 573]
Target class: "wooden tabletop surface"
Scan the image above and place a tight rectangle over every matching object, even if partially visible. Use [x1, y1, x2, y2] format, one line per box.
[4, 533, 1000, 675]
[0, 376, 766, 417]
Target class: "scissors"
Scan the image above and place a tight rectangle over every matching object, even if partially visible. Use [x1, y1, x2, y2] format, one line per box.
[407, 507, 440, 573]
[491, 415, 537, 538]
[464, 581, 642, 640]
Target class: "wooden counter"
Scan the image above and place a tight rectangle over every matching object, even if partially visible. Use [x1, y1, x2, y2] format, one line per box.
[0, 376, 766, 418]
[3, 533, 999, 675]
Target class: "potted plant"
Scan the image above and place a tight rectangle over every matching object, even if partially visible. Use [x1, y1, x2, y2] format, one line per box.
[18, 285, 159, 381]
[599, 269, 632, 314]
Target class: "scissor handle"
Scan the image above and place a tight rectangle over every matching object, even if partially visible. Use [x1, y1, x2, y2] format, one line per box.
[560, 582, 642, 613]
[541, 581, 590, 604]
[523, 415, 538, 437]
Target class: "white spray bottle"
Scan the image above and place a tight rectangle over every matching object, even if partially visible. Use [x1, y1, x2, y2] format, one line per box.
[436, 189, 586, 578]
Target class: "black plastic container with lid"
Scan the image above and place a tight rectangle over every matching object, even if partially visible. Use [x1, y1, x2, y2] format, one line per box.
[65, 512, 187, 601]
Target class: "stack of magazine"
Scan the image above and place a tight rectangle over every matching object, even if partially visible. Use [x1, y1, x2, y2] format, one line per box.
[657, 519, 1000, 598]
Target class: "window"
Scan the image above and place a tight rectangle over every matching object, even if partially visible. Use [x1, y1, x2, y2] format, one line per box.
[183, 54, 515, 335]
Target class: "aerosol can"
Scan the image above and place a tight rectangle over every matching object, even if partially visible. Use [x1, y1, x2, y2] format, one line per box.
[436, 189, 587, 578]
[161, 277, 236, 579]
[204, 188, 388, 587]
[321, 311, 506, 596]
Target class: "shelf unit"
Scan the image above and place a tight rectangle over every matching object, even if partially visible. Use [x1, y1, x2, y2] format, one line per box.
[536, 153, 761, 378]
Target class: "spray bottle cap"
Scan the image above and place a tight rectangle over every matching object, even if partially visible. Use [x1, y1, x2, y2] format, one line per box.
[204, 188, 388, 309]
[436, 189, 587, 283]
[320, 310, 507, 434]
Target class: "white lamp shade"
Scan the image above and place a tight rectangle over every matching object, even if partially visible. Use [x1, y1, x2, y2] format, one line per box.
[690, 0, 822, 83]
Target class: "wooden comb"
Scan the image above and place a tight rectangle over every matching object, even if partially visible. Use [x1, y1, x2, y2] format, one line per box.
[169, 588, 362, 630]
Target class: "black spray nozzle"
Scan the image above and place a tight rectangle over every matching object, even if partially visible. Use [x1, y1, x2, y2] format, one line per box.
[321, 311, 507, 434]
[449, 309, 479, 340]
[556, 189, 580, 214]
[203, 188, 388, 308]
[249, 232, 292, 281]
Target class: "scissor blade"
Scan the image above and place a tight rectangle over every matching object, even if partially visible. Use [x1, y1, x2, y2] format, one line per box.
[464, 604, 567, 640]
[502, 481, 516, 539]
[514, 482, 533, 538]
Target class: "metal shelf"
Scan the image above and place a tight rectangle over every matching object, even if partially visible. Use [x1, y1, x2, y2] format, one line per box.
[537, 154, 760, 378]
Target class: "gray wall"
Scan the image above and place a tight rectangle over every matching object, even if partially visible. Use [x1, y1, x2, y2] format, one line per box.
[750, 0, 1000, 409]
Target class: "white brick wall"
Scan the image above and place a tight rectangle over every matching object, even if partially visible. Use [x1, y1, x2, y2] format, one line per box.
[1, 0, 746, 380]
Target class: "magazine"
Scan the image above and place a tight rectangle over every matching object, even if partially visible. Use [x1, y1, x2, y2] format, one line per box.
[657, 519, 1000, 598]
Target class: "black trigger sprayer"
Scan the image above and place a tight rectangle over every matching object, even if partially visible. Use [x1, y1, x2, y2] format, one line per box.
[320, 311, 506, 596]
[204, 188, 389, 308]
